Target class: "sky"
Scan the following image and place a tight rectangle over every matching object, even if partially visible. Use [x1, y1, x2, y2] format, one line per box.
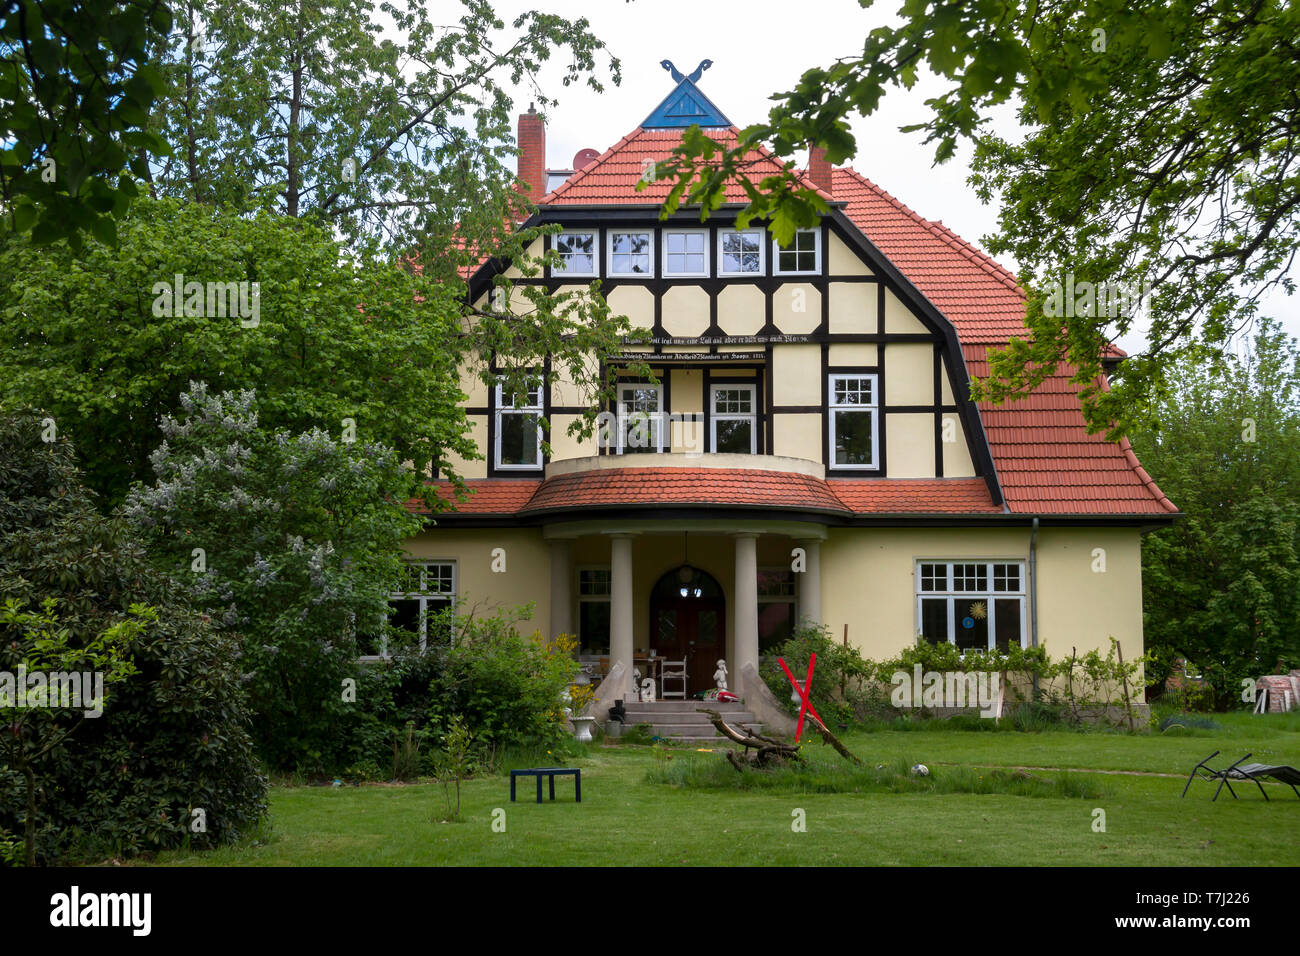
[491, 0, 1298, 356]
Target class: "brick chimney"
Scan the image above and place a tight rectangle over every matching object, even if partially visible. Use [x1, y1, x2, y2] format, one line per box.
[807, 144, 833, 197]
[517, 104, 546, 203]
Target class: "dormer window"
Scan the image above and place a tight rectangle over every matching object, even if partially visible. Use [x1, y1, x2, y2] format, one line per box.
[719, 228, 765, 274]
[662, 229, 709, 277]
[554, 231, 596, 275]
[608, 230, 653, 276]
[774, 229, 820, 275]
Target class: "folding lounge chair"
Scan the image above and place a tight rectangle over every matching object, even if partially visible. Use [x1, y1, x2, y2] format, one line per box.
[1181, 750, 1300, 801]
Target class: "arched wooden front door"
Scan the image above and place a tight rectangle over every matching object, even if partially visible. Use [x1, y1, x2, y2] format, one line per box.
[649, 566, 725, 696]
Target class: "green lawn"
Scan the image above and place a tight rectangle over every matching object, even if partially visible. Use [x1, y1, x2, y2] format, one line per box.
[151, 712, 1300, 866]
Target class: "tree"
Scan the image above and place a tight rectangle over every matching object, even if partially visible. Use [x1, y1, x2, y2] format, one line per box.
[0, 0, 172, 247]
[149, 0, 619, 263]
[655, 0, 1300, 437]
[124, 383, 423, 771]
[0, 196, 636, 507]
[0, 410, 266, 863]
[1129, 318, 1300, 706]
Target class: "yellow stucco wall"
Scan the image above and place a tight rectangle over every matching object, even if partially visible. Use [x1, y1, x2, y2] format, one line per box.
[404, 527, 552, 631]
[887, 343, 934, 406]
[442, 416, 487, 478]
[717, 284, 765, 336]
[827, 282, 876, 334]
[772, 344, 821, 405]
[607, 285, 654, 330]
[820, 526, 1144, 662]
[884, 288, 928, 333]
[772, 412, 822, 461]
[828, 232, 872, 276]
[941, 413, 975, 477]
[773, 282, 820, 334]
[549, 413, 598, 460]
[828, 343, 878, 367]
[661, 286, 709, 337]
[885, 412, 934, 477]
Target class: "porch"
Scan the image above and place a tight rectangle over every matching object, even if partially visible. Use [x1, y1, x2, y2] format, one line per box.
[546, 515, 825, 732]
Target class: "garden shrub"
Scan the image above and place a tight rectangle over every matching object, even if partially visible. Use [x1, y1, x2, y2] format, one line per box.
[0, 411, 266, 863]
[340, 603, 578, 778]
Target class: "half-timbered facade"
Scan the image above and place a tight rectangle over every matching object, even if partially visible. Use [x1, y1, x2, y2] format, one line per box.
[397, 64, 1178, 712]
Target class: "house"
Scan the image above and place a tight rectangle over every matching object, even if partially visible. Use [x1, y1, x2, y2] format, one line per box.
[395, 61, 1179, 717]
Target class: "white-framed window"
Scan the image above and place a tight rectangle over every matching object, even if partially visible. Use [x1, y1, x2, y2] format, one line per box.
[577, 566, 611, 655]
[828, 373, 878, 470]
[370, 560, 456, 656]
[916, 560, 1026, 653]
[554, 230, 597, 275]
[773, 228, 820, 274]
[710, 384, 757, 454]
[494, 381, 543, 470]
[718, 228, 765, 275]
[607, 230, 654, 276]
[662, 229, 709, 277]
[616, 382, 664, 453]
[757, 567, 797, 654]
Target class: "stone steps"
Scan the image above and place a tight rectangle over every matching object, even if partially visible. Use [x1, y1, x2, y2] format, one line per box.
[616, 701, 761, 742]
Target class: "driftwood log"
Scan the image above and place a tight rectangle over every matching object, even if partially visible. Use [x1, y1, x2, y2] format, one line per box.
[698, 709, 801, 769]
[801, 712, 863, 764]
[698, 708, 863, 770]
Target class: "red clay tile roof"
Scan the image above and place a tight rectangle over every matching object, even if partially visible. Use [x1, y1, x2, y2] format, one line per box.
[410, 471, 1005, 518]
[831, 478, 1001, 514]
[828, 165, 1176, 516]
[542, 126, 831, 206]
[410, 480, 542, 515]
[523, 467, 850, 514]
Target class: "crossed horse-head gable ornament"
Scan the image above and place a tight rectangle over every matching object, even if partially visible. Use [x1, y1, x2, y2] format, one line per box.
[659, 59, 713, 84]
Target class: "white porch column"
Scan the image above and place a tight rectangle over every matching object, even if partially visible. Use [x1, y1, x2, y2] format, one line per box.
[798, 538, 822, 626]
[609, 534, 635, 698]
[548, 539, 572, 640]
[733, 533, 760, 677]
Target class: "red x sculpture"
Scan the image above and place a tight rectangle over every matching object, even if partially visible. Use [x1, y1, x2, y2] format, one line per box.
[777, 653, 822, 742]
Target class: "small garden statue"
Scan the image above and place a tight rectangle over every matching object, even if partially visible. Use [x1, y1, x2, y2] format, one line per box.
[641, 677, 657, 702]
[630, 667, 642, 702]
[714, 659, 728, 691]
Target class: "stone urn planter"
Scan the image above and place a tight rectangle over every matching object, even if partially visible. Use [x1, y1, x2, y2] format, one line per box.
[570, 714, 597, 743]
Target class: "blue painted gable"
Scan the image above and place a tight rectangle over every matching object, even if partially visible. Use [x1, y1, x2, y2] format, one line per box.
[641, 78, 732, 129]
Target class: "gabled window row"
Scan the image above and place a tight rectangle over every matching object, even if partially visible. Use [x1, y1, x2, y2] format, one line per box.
[552, 227, 822, 278]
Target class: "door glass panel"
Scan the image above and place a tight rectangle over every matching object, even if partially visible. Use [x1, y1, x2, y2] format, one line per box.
[697, 609, 718, 645]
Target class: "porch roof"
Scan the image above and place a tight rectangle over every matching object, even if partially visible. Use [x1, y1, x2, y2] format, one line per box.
[411, 472, 1005, 519]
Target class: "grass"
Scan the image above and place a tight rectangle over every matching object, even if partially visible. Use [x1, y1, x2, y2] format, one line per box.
[145, 711, 1300, 867]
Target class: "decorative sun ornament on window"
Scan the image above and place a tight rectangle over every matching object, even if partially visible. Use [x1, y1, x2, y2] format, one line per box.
[968, 601, 988, 620]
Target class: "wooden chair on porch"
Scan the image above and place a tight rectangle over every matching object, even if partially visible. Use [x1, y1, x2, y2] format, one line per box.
[660, 659, 688, 699]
